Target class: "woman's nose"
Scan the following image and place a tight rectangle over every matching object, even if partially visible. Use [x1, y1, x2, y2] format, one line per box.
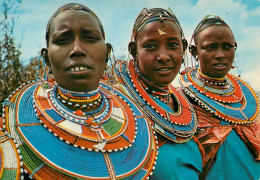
[156, 47, 170, 62]
[214, 48, 226, 59]
[69, 38, 86, 58]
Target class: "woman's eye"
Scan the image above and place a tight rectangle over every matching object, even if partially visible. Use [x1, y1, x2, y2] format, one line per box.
[205, 44, 217, 51]
[168, 43, 179, 48]
[83, 35, 99, 42]
[53, 36, 71, 45]
[223, 44, 234, 50]
[144, 44, 157, 50]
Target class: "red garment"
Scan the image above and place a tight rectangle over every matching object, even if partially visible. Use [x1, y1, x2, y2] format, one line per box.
[194, 105, 260, 176]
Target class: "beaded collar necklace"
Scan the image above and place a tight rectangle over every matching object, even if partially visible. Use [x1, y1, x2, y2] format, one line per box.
[185, 67, 242, 103]
[180, 67, 259, 124]
[115, 60, 197, 143]
[57, 86, 102, 110]
[136, 68, 171, 104]
[3, 80, 158, 179]
[196, 68, 228, 89]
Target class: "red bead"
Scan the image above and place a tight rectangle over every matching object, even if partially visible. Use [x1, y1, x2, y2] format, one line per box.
[180, 70, 186, 75]
[74, 109, 83, 116]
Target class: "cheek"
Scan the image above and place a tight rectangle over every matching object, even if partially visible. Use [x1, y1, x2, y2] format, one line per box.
[137, 53, 153, 73]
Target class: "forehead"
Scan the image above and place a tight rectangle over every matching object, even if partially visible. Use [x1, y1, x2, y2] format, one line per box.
[196, 25, 234, 44]
[136, 20, 181, 41]
[49, 10, 101, 35]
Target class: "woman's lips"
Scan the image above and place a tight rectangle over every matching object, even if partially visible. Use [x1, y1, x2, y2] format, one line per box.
[154, 67, 174, 75]
[213, 63, 228, 70]
[67, 64, 93, 77]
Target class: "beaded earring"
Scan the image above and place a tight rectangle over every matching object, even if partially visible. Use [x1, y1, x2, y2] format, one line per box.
[36, 54, 49, 82]
[103, 44, 117, 93]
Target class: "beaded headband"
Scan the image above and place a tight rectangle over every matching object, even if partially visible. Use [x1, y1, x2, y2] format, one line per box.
[131, 8, 185, 42]
[45, 3, 105, 46]
[190, 15, 233, 45]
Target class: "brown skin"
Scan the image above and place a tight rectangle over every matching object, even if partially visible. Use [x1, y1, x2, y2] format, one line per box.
[134, 21, 184, 86]
[194, 25, 236, 78]
[44, 10, 108, 92]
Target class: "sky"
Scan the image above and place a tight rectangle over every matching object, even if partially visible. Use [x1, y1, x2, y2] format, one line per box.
[4, 0, 260, 91]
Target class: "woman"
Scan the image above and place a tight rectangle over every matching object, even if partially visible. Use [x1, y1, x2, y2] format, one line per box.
[115, 8, 202, 179]
[1, 3, 158, 179]
[180, 15, 260, 179]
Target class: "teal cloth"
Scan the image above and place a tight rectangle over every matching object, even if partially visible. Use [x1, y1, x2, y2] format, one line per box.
[151, 140, 202, 180]
[150, 97, 202, 179]
[206, 129, 260, 180]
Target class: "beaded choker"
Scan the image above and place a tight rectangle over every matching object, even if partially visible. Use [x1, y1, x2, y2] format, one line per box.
[136, 68, 172, 103]
[57, 86, 102, 109]
[180, 67, 259, 124]
[196, 69, 228, 89]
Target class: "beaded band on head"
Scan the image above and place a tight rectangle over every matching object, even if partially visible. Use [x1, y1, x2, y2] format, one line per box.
[189, 15, 237, 68]
[131, 7, 186, 42]
[45, 3, 105, 47]
[190, 15, 235, 45]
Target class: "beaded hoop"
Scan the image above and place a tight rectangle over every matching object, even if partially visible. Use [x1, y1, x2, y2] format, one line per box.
[180, 67, 259, 124]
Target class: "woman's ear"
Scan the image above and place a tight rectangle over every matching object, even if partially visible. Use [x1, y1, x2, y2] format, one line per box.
[128, 42, 137, 59]
[189, 45, 197, 59]
[41, 48, 50, 66]
[234, 42, 237, 50]
[105, 43, 112, 63]
[182, 39, 188, 52]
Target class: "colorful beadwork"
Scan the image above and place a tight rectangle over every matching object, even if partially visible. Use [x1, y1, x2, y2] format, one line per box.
[3, 80, 158, 179]
[180, 67, 259, 124]
[0, 131, 22, 179]
[115, 60, 197, 143]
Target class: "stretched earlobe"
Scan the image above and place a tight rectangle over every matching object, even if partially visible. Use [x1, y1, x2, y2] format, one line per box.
[128, 42, 137, 59]
[189, 45, 197, 59]
[105, 43, 112, 63]
[182, 39, 188, 51]
[234, 42, 237, 50]
[41, 48, 50, 66]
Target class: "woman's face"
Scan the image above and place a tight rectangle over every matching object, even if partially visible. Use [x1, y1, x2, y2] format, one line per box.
[47, 10, 107, 91]
[135, 20, 183, 86]
[195, 25, 236, 78]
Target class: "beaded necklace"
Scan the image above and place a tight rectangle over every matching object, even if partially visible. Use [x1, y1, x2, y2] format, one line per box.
[3, 80, 158, 179]
[115, 60, 197, 143]
[180, 67, 259, 124]
[137, 69, 171, 103]
[57, 86, 102, 109]
[196, 69, 228, 89]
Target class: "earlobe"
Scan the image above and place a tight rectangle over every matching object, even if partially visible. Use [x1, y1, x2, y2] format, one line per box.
[105, 43, 112, 63]
[189, 45, 197, 59]
[41, 48, 50, 66]
[128, 42, 137, 59]
[182, 39, 188, 51]
[234, 42, 237, 50]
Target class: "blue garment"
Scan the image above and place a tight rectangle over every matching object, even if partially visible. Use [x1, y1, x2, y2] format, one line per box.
[151, 139, 202, 180]
[150, 98, 202, 179]
[206, 129, 260, 180]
